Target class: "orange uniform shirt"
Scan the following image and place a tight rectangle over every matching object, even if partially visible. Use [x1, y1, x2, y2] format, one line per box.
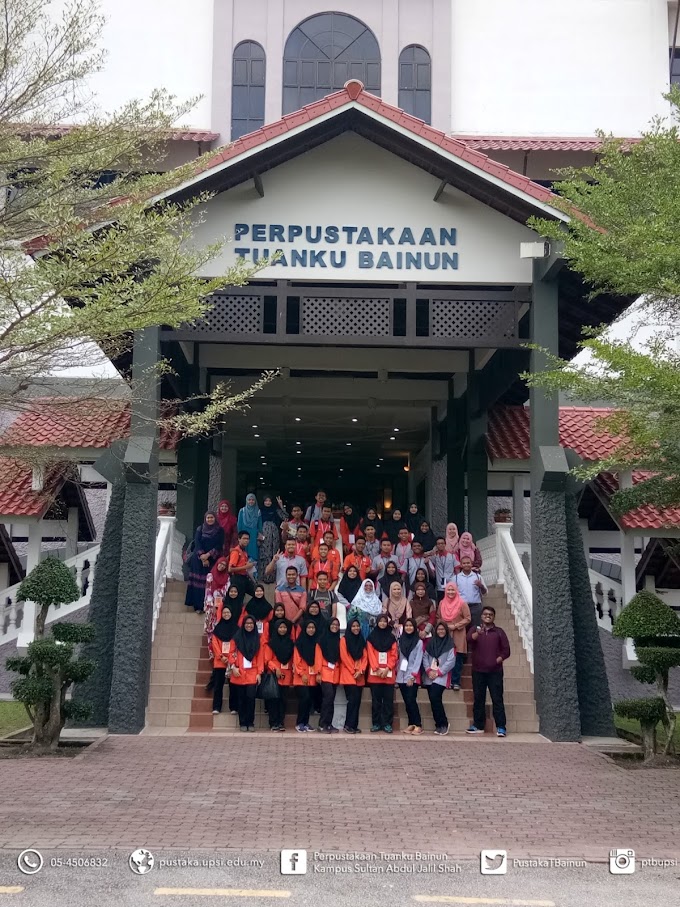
[339, 637, 368, 686]
[264, 644, 294, 687]
[227, 639, 265, 685]
[310, 518, 337, 543]
[366, 641, 398, 685]
[210, 633, 232, 669]
[309, 557, 339, 589]
[318, 652, 341, 685]
[228, 547, 249, 574]
[293, 645, 321, 687]
[342, 552, 372, 580]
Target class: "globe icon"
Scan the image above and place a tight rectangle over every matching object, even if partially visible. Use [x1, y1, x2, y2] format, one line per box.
[129, 849, 155, 875]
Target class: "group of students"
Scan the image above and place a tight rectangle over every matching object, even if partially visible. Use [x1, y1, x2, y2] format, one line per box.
[190, 489, 511, 737]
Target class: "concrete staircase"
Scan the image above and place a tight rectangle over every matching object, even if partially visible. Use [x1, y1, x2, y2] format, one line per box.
[145, 580, 539, 734]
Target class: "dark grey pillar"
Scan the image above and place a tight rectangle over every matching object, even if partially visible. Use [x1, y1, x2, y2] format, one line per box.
[530, 265, 581, 741]
[565, 488, 616, 736]
[466, 370, 488, 540]
[446, 386, 465, 527]
[108, 326, 160, 734]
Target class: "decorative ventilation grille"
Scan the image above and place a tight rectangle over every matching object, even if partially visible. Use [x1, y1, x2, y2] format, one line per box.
[301, 297, 392, 336]
[430, 300, 516, 339]
[191, 294, 263, 333]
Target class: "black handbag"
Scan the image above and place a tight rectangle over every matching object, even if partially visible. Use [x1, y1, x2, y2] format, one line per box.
[257, 672, 281, 701]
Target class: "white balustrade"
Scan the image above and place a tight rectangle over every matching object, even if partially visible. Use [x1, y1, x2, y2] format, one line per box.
[493, 522, 534, 671]
[152, 516, 185, 641]
[2, 545, 100, 647]
[588, 568, 623, 632]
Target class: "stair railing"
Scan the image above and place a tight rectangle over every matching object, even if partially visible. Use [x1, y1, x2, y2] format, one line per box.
[491, 522, 534, 671]
[151, 516, 186, 642]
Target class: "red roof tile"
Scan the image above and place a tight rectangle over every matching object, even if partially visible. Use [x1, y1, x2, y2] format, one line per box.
[452, 136, 639, 152]
[0, 401, 179, 451]
[486, 405, 626, 462]
[0, 458, 65, 518]
[594, 472, 680, 532]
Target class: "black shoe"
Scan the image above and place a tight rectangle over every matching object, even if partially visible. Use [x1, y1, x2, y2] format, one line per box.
[343, 726, 356, 735]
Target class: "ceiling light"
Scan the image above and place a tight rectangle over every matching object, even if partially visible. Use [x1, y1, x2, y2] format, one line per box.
[379, 458, 384, 461]
[394, 428, 400, 432]
[260, 455, 265, 459]
[295, 417, 301, 421]
[340, 468, 344, 472]
[296, 441, 301, 445]
[351, 418, 358, 423]
[346, 442, 351, 446]
[254, 434, 260, 438]
[389, 436, 395, 441]
[376, 464, 381, 468]
[252, 425, 258, 428]
[296, 451, 301, 454]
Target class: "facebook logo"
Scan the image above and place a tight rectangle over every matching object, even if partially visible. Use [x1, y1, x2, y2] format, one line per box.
[280, 849, 307, 875]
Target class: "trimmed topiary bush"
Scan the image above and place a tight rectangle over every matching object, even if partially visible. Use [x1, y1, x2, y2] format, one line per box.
[18, 557, 80, 639]
[613, 590, 680, 757]
[615, 697, 666, 762]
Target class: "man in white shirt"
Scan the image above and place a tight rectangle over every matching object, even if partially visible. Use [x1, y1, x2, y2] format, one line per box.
[265, 538, 309, 588]
[432, 536, 458, 601]
[370, 539, 398, 583]
[455, 555, 488, 625]
[304, 489, 327, 524]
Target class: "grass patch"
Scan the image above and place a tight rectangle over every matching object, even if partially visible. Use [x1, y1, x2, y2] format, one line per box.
[615, 712, 680, 748]
[0, 700, 30, 738]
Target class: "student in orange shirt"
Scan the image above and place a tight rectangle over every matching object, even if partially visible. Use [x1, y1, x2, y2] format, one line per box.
[228, 615, 264, 732]
[366, 612, 399, 734]
[309, 542, 339, 590]
[340, 617, 368, 734]
[294, 524, 312, 563]
[293, 620, 321, 732]
[321, 529, 342, 572]
[264, 618, 295, 732]
[318, 617, 341, 733]
[342, 535, 372, 579]
[310, 504, 337, 551]
[339, 503, 362, 555]
[228, 531, 257, 597]
[210, 602, 240, 715]
[240, 583, 273, 644]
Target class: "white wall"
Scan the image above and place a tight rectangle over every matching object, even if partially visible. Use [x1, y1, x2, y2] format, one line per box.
[451, 0, 670, 137]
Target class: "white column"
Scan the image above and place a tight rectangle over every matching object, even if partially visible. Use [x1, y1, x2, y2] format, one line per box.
[0, 563, 8, 589]
[65, 507, 78, 559]
[17, 522, 42, 648]
[619, 470, 636, 612]
[512, 474, 528, 542]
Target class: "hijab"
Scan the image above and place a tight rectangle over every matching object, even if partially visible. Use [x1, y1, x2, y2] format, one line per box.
[362, 509, 384, 539]
[212, 605, 239, 643]
[439, 582, 466, 623]
[296, 622, 319, 667]
[456, 531, 478, 563]
[385, 511, 407, 545]
[368, 616, 397, 653]
[303, 600, 324, 632]
[405, 504, 424, 536]
[351, 579, 383, 616]
[386, 581, 408, 625]
[445, 523, 459, 554]
[210, 557, 230, 591]
[426, 622, 455, 660]
[268, 618, 295, 665]
[399, 620, 419, 660]
[342, 504, 361, 534]
[319, 618, 341, 664]
[411, 583, 435, 623]
[216, 500, 237, 536]
[414, 522, 437, 552]
[233, 619, 260, 662]
[240, 494, 261, 531]
[337, 567, 362, 604]
[225, 585, 245, 619]
[200, 511, 221, 541]
[244, 585, 272, 621]
[344, 618, 366, 661]
[260, 495, 279, 526]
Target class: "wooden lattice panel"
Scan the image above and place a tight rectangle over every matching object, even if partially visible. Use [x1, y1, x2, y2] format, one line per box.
[301, 296, 392, 335]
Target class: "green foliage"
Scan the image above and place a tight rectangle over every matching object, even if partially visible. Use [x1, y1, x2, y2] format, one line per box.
[636, 646, 680, 673]
[630, 664, 656, 685]
[612, 591, 680, 640]
[63, 700, 92, 723]
[5, 655, 31, 675]
[52, 622, 95, 644]
[18, 557, 80, 608]
[614, 698, 666, 724]
[10, 674, 53, 706]
[26, 638, 75, 668]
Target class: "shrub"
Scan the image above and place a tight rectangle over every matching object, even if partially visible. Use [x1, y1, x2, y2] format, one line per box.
[612, 590, 680, 640]
[615, 698, 666, 762]
[18, 557, 80, 639]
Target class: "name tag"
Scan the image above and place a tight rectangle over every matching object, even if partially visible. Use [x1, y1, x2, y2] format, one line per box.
[221, 642, 230, 655]
[327, 662, 336, 669]
[378, 651, 388, 665]
[243, 658, 252, 669]
[256, 621, 264, 634]
[400, 658, 409, 672]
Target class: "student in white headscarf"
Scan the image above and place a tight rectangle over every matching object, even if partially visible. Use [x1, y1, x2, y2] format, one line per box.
[348, 578, 383, 639]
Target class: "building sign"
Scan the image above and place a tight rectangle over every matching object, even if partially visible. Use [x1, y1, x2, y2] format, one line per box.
[233, 223, 458, 271]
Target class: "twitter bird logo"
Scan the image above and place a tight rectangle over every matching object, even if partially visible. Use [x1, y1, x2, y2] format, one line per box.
[480, 850, 508, 874]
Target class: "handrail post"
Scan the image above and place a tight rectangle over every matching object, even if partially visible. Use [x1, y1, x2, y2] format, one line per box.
[494, 521, 513, 585]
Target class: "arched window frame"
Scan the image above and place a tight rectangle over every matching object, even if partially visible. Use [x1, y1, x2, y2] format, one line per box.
[398, 44, 431, 124]
[282, 12, 381, 114]
[231, 40, 266, 140]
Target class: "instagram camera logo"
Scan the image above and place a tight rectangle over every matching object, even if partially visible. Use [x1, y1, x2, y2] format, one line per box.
[609, 849, 635, 874]
[280, 849, 308, 875]
[480, 850, 508, 875]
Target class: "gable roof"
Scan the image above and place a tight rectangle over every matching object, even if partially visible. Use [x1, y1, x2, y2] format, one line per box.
[161, 79, 568, 228]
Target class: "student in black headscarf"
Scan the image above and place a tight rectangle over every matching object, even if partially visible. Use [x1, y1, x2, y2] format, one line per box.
[366, 612, 398, 733]
[228, 615, 263, 732]
[396, 617, 425, 735]
[336, 564, 362, 610]
[302, 599, 325, 714]
[210, 603, 239, 715]
[293, 620, 320, 732]
[422, 621, 456, 735]
[360, 507, 384, 541]
[241, 583, 273, 638]
[317, 617, 341, 733]
[384, 509, 408, 546]
[185, 511, 225, 611]
[413, 520, 437, 554]
[264, 617, 295, 731]
[340, 616, 368, 734]
[340, 503, 363, 555]
[405, 503, 424, 538]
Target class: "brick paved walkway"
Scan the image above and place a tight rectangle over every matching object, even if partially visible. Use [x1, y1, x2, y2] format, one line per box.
[0, 736, 678, 859]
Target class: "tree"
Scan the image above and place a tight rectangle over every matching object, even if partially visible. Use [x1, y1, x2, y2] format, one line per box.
[527, 90, 680, 515]
[7, 557, 95, 751]
[613, 590, 680, 759]
[0, 0, 274, 439]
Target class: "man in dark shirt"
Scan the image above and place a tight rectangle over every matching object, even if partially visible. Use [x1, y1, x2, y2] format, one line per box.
[465, 605, 511, 738]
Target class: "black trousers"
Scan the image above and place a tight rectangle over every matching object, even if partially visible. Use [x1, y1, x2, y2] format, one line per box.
[312, 683, 323, 713]
[237, 683, 257, 728]
[230, 574, 256, 598]
[228, 679, 239, 713]
[370, 683, 394, 727]
[399, 682, 422, 727]
[212, 668, 226, 712]
[344, 684, 363, 730]
[296, 685, 313, 726]
[427, 683, 447, 728]
[268, 694, 286, 728]
[472, 670, 507, 730]
[319, 681, 337, 729]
